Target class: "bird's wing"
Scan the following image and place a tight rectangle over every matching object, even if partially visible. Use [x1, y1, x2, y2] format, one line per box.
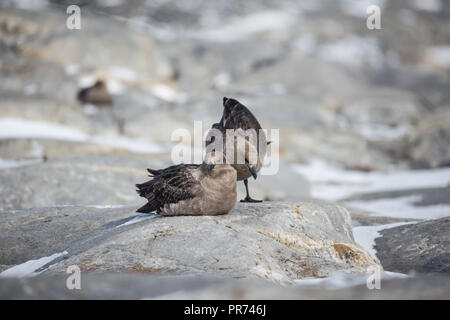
[221, 97, 262, 131]
[221, 98, 267, 158]
[136, 164, 201, 212]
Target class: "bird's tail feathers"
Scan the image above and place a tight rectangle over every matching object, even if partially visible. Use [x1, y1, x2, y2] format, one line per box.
[136, 202, 154, 213]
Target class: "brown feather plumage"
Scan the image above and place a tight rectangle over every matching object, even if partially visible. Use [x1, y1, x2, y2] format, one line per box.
[221, 97, 262, 131]
[136, 164, 201, 213]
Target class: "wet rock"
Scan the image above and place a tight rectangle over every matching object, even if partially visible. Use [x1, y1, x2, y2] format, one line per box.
[375, 217, 450, 273]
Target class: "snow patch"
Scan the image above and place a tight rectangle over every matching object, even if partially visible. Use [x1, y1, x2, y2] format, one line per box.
[0, 118, 88, 142]
[293, 34, 317, 55]
[97, 0, 125, 8]
[24, 84, 37, 96]
[425, 46, 450, 69]
[340, 0, 388, 17]
[293, 159, 450, 201]
[0, 158, 41, 170]
[108, 66, 137, 82]
[65, 64, 80, 76]
[356, 123, 409, 141]
[150, 84, 185, 103]
[353, 222, 414, 258]
[0, 118, 165, 154]
[82, 103, 99, 115]
[190, 11, 295, 43]
[294, 270, 408, 289]
[347, 196, 450, 220]
[0, 251, 68, 278]
[318, 36, 384, 68]
[411, 0, 442, 12]
[116, 213, 159, 228]
[86, 205, 127, 209]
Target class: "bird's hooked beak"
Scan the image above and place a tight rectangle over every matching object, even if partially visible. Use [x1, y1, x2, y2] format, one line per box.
[248, 165, 258, 180]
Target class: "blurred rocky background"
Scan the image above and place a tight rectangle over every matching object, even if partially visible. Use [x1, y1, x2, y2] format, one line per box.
[0, 0, 449, 299]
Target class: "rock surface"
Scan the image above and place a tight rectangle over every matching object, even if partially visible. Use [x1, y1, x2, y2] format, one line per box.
[0, 156, 153, 210]
[0, 202, 380, 283]
[375, 217, 450, 273]
[1, 272, 449, 300]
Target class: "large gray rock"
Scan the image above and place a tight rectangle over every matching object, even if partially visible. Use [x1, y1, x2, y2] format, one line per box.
[0, 156, 157, 210]
[0, 205, 138, 267]
[375, 217, 450, 273]
[0, 202, 380, 283]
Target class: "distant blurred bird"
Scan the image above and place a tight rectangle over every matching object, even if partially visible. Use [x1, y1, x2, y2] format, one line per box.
[135, 151, 237, 215]
[77, 80, 112, 105]
[206, 97, 267, 203]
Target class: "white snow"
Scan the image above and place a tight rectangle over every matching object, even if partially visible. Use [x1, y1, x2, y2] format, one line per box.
[77, 75, 97, 88]
[425, 46, 450, 69]
[339, 0, 388, 17]
[0, 251, 68, 278]
[0, 158, 41, 170]
[347, 196, 450, 220]
[3, 0, 48, 10]
[411, 0, 442, 13]
[0, 118, 88, 142]
[353, 222, 415, 258]
[293, 34, 317, 56]
[0, 118, 165, 154]
[105, 79, 126, 95]
[82, 103, 99, 115]
[85, 205, 127, 209]
[150, 84, 185, 103]
[356, 123, 409, 141]
[108, 66, 137, 82]
[116, 213, 159, 228]
[65, 64, 80, 76]
[96, 0, 125, 8]
[318, 36, 384, 68]
[294, 270, 408, 289]
[213, 73, 231, 89]
[190, 11, 295, 43]
[24, 84, 37, 96]
[293, 159, 450, 201]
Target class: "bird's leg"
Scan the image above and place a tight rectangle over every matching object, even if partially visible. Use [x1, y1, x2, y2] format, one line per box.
[240, 179, 262, 203]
